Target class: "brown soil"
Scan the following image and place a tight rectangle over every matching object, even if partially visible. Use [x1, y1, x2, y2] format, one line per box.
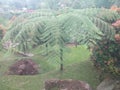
[7, 59, 39, 75]
[45, 79, 92, 90]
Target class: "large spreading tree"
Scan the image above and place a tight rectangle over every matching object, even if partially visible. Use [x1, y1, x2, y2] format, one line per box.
[2, 8, 120, 71]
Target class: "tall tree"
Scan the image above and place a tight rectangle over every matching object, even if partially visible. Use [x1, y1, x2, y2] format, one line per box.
[3, 8, 120, 71]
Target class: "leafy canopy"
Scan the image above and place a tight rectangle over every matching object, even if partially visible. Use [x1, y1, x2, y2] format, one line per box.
[3, 8, 119, 51]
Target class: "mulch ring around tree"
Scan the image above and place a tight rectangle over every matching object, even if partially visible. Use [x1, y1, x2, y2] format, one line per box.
[45, 79, 92, 90]
[6, 58, 39, 75]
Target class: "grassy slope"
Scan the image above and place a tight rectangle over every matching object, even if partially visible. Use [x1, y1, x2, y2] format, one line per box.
[0, 45, 100, 90]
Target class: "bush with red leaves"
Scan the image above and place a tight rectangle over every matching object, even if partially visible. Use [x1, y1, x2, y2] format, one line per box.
[112, 20, 120, 28]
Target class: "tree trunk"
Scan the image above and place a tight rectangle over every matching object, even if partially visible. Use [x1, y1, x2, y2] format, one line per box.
[60, 63, 63, 71]
[60, 49, 63, 71]
[45, 44, 48, 55]
[74, 40, 78, 48]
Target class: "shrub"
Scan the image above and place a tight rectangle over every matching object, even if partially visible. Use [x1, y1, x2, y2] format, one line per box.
[92, 39, 120, 79]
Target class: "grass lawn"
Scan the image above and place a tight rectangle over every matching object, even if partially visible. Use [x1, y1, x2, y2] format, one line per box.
[0, 45, 100, 90]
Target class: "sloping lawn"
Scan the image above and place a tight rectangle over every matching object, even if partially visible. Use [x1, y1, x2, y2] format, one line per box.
[0, 45, 100, 90]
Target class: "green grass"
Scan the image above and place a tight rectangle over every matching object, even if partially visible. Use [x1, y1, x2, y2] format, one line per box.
[0, 45, 100, 90]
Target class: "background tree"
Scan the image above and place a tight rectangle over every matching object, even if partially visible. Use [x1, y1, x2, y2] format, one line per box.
[94, 0, 120, 8]
[1, 0, 120, 10]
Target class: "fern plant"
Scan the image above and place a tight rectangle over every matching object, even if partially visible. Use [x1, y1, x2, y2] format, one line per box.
[2, 8, 120, 71]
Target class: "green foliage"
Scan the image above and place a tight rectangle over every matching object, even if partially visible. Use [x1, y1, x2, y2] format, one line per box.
[95, 0, 114, 8]
[92, 39, 120, 79]
[2, 8, 120, 71]
[4, 8, 119, 50]
[1, 0, 120, 10]
[89, 8, 120, 80]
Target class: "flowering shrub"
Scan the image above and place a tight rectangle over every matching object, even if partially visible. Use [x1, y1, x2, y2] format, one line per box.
[92, 10, 120, 79]
[92, 39, 120, 79]
[110, 5, 120, 13]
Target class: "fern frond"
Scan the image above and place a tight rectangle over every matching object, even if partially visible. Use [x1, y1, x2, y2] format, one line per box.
[3, 8, 119, 53]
